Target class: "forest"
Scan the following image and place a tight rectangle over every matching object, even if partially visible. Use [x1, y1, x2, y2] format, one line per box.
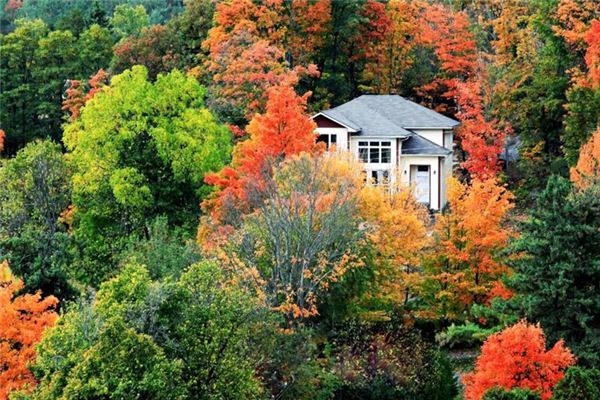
[0, 0, 599, 399]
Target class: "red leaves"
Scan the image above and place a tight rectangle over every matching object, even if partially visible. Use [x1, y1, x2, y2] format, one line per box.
[463, 321, 575, 400]
[455, 80, 509, 179]
[62, 69, 108, 121]
[203, 85, 318, 222]
[0, 129, 5, 153]
[0, 262, 58, 398]
[584, 19, 600, 88]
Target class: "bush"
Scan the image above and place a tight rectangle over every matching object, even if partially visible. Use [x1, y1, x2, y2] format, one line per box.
[436, 322, 498, 349]
[551, 367, 600, 400]
[482, 387, 541, 400]
[331, 318, 457, 399]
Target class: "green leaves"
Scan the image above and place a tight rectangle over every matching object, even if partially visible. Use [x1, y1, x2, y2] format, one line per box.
[27, 261, 269, 400]
[64, 66, 231, 285]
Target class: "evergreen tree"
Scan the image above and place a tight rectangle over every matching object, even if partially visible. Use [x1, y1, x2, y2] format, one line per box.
[507, 176, 600, 367]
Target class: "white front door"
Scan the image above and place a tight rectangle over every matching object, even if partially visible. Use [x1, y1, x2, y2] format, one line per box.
[414, 165, 430, 204]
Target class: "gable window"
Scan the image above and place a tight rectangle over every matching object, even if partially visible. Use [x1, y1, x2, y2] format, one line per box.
[317, 134, 337, 150]
[358, 141, 391, 163]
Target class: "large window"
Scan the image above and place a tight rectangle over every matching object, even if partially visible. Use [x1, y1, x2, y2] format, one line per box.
[317, 134, 337, 150]
[358, 141, 391, 163]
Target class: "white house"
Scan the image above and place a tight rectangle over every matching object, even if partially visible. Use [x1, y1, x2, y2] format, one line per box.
[313, 95, 459, 210]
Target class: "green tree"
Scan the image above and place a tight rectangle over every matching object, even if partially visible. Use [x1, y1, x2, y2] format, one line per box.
[0, 19, 48, 153]
[109, 4, 149, 41]
[25, 262, 270, 400]
[0, 140, 74, 300]
[482, 387, 541, 400]
[507, 176, 600, 367]
[64, 65, 231, 285]
[0, 19, 113, 153]
[77, 24, 113, 75]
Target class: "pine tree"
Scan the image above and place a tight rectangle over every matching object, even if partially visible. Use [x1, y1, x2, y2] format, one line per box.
[507, 176, 600, 367]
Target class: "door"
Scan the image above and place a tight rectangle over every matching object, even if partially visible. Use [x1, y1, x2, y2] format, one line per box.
[414, 165, 430, 204]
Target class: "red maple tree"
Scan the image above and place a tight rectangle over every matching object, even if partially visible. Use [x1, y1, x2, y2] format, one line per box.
[203, 84, 319, 223]
[463, 321, 575, 400]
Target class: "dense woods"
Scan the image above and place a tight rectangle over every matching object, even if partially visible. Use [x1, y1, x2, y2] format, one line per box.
[1, 1, 600, 399]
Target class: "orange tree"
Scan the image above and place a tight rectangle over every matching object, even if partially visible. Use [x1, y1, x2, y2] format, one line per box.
[570, 126, 600, 189]
[0, 262, 58, 399]
[419, 177, 514, 322]
[202, 84, 319, 227]
[463, 321, 575, 400]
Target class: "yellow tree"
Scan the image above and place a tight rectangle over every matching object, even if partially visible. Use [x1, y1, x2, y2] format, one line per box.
[358, 179, 430, 309]
[571, 126, 600, 189]
[419, 178, 515, 322]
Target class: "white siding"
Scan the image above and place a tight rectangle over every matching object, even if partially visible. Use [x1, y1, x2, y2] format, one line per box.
[399, 155, 442, 210]
[411, 129, 444, 147]
[314, 127, 349, 151]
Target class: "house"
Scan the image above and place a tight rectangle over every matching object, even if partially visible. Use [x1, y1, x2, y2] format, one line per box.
[312, 95, 459, 211]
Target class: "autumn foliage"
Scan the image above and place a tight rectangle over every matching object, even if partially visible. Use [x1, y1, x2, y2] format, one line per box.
[203, 85, 318, 223]
[359, 181, 430, 306]
[420, 178, 514, 320]
[463, 321, 575, 400]
[0, 261, 58, 399]
[0, 129, 5, 153]
[203, 0, 325, 119]
[584, 19, 600, 89]
[62, 69, 109, 121]
[570, 126, 600, 189]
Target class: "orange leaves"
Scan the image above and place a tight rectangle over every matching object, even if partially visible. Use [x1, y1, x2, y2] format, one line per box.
[421, 177, 514, 320]
[62, 69, 108, 121]
[0, 129, 5, 153]
[553, 0, 599, 50]
[463, 321, 575, 400]
[203, 85, 318, 224]
[359, 0, 417, 94]
[0, 262, 58, 399]
[570, 126, 600, 189]
[416, 3, 478, 105]
[204, 0, 327, 120]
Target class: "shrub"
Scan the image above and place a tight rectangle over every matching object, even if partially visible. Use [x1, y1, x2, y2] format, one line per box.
[332, 319, 457, 399]
[483, 387, 542, 400]
[551, 367, 600, 400]
[436, 322, 498, 349]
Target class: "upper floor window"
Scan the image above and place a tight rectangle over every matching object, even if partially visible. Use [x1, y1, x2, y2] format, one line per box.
[317, 134, 337, 150]
[358, 141, 391, 163]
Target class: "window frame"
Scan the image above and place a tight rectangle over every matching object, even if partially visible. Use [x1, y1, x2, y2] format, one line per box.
[357, 140, 392, 164]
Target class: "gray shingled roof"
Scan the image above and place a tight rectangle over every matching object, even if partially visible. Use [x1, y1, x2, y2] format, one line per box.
[320, 95, 459, 137]
[402, 134, 452, 156]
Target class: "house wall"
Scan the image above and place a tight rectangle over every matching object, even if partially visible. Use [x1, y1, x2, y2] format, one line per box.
[399, 155, 442, 210]
[411, 129, 444, 147]
[314, 126, 349, 151]
[349, 136, 399, 183]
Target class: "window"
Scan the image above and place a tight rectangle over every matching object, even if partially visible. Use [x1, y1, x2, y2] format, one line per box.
[367, 169, 390, 186]
[358, 141, 391, 163]
[317, 134, 337, 150]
